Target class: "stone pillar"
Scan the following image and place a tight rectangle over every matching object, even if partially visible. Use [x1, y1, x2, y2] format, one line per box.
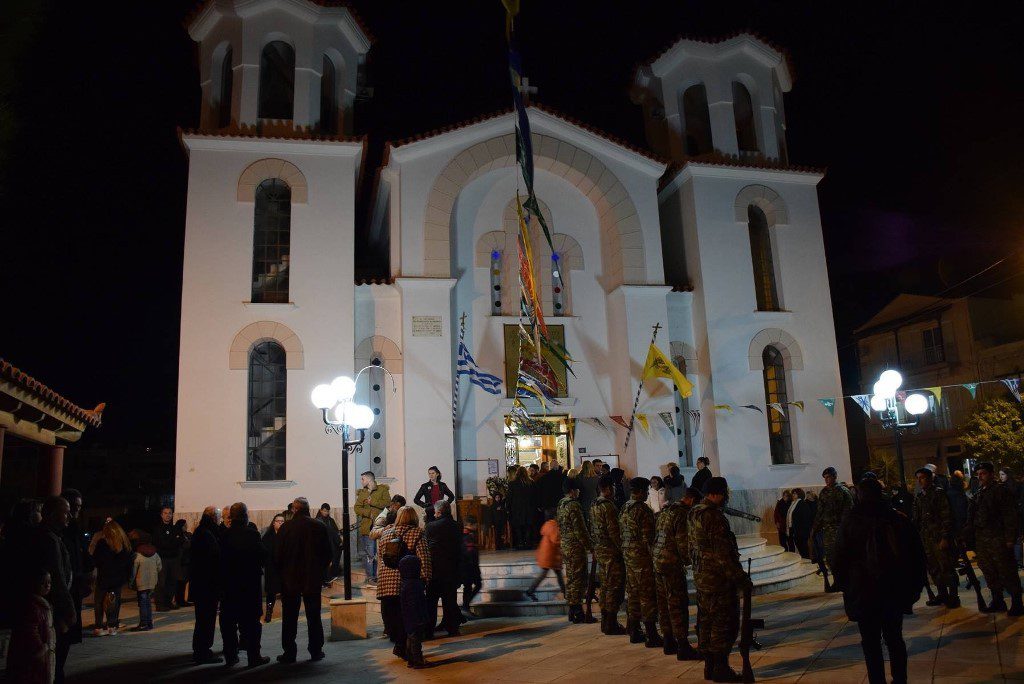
[40, 445, 65, 497]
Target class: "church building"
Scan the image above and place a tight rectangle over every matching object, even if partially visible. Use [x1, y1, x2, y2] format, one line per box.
[174, 0, 850, 523]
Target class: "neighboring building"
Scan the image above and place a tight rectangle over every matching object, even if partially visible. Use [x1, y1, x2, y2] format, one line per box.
[854, 293, 1024, 475]
[174, 1, 850, 525]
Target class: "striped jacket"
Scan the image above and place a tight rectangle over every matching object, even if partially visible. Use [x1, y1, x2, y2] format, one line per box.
[375, 524, 432, 598]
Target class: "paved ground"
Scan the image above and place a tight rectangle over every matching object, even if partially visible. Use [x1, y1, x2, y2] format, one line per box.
[64, 575, 1023, 683]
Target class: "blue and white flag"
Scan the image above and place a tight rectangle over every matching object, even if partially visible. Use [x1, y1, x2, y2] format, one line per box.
[457, 342, 502, 395]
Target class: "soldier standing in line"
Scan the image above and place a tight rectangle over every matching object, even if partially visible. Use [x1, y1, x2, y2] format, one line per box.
[557, 478, 593, 624]
[912, 467, 959, 608]
[619, 477, 663, 648]
[689, 476, 751, 683]
[966, 462, 1023, 615]
[590, 474, 627, 635]
[810, 466, 852, 592]
[652, 486, 702, 660]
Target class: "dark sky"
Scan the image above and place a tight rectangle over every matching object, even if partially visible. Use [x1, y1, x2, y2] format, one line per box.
[2, 1, 1023, 450]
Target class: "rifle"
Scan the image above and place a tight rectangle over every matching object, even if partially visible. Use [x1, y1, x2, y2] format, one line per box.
[723, 507, 761, 523]
[957, 542, 985, 611]
[583, 553, 598, 623]
[739, 564, 764, 683]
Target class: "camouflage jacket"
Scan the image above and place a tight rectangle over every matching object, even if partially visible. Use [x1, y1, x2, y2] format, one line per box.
[912, 485, 953, 540]
[557, 496, 592, 551]
[652, 500, 690, 572]
[589, 495, 622, 554]
[619, 499, 655, 557]
[812, 483, 853, 533]
[968, 484, 1020, 545]
[687, 501, 745, 593]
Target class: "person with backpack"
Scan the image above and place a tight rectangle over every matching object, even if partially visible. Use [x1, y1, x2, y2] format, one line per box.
[376, 506, 432, 662]
[833, 477, 926, 684]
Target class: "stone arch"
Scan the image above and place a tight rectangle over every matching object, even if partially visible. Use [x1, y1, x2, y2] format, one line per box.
[424, 133, 645, 288]
[229, 321, 304, 370]
[748, 328, 802, 371]
[237, 159, 308, 203]
[551, 233, 584, 272]
[734, 185, 787, 226]
[474, 231, 506, 268]
[355, 335, 403, 374]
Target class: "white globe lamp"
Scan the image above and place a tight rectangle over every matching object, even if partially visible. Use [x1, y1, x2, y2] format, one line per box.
[870, 394, 888, 412]
[345, 404, 375, 430]
[331, 376, 357, 402]
[878, 369, 903, 393]
[310, 383, 337, 410]
[904, 393, 929, 416]
[873, 380, 894, 400]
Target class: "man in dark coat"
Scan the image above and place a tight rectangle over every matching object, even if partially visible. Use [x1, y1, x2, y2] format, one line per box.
[220, 502, 270, 668]
[539, 464, 565, 512]
[833, 478, 925, 684]
[153, 505, 184, 610]
[190, 507, 223, 664]
[316, 503, 342, 583]
[58, 488, 90, 684]
[789, 488, 814, 559]
[424, 500, 463, 638]
[275, 497, 332, 662]
[36, 496, 76, 684]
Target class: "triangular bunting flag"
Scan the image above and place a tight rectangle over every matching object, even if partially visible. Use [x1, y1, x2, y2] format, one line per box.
[636, 414, 650, 435]
[925, 387, 942, 406]
[687, 409, 701, 436]
[740, 404, 763, 414]
[851, 394, 872, 417]
[818, 398, 836, 416]
[769, 402, 786, 417]
[788, 401, 805, 413]
[714, 404, 733, 413]
[962, 383, 978, 399]
[1002, 378, 1022, 403]
[658, 411, 674, 430]
[609, 415, 630, 429]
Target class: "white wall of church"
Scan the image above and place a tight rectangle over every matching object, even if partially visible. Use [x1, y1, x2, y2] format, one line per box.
[174, 138, 361, 516]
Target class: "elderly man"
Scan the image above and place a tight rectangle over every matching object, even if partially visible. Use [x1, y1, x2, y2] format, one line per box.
[220, 502, 270, 668]
[424, 500, 463, 638]
[276, 497, 332, 662]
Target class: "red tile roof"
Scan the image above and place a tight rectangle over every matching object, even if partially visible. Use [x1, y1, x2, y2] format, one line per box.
[183, 1, 375, 44]
[355, 277, 395, 286]
[634, 30, 796, 84]
[658, 154, 825, 191]
[179, 123, 366, 145]
[0, 359, 103, 428]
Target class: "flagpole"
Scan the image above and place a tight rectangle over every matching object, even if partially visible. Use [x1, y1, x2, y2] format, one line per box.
[624, 322, 662, 450]
[452, 312, 467, 429]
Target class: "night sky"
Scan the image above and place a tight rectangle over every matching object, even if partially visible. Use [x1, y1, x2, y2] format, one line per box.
[2, 1, 1023, 453]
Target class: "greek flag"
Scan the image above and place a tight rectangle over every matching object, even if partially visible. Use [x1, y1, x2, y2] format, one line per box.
[457, 342, 502, 395]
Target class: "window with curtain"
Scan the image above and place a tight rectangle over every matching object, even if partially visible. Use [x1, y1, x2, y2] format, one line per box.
[251, 179, 291, 303]
[218, 46, 233, 128]
[682, 83, 713, 156]
[258, 41, 295, 119]
[762, 345, 794, 464]
[320, 55, 338, 134]
[247, 341, 287, 481]
[732, 82, 758, 154]
[748, 205, 779, 311]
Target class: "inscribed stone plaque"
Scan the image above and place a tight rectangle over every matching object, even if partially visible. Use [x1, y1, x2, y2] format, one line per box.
[411, 315, 443, 337]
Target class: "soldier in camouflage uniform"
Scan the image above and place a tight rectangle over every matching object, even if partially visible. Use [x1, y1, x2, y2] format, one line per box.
[966, 462, 1023, 615]
[912, 467, 959, 608]
[590, 474, 627, 635]
[810, 466, 852, 591]
[652, 486, 702, 660]
[619, 477, 663, 647]
[689, 476, 750, 682]
[557, 478, 593, 624]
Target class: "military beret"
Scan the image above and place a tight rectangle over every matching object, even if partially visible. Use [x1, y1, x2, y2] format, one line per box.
[705, 476, 728, 495]
[684, 486, 703, 501]
[822, 466, 838, 478]
[564, 478, 581, 492]
[629, 477, 651, 492]
[598, 473, 615, 490]
[860, 471, 878, 481]
[976, 461, 995, 473]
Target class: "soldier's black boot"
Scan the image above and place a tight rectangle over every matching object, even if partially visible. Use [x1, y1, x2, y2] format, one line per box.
[662, 631, 678, 655]
[627, 618, 645, 644]
[1008, 593, 1024, 617]
[981, 590, 1006, 613]
[711, 654, 743, 683]
[568, 605, 583, 624]
[643, 620, 664, 648]
[599, 613, 609, 634]
[703, 655, 714, 680]
[676, 638, 702, 661]
[606, 612, 628, 635]
[927, 587, 949, 607]
[945, 583, 961, 609]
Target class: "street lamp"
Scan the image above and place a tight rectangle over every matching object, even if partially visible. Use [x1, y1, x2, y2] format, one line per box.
[310, 372, 376, 602]
[870, 370, 929, 484]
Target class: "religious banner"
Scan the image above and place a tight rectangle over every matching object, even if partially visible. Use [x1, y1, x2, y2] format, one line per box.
[1002, 378, 1022, 403]
[768, 402, 786, 417]
[788, 401, 805, 413]
[636, 414, 651, 435]
[818, 398, 836, 416]
[642, 343, 694, 397]
[739, 404, 763, 414]
[658, 411, 675, 430]
[962, 382, 979, 399]
[850, 394, 872, 417]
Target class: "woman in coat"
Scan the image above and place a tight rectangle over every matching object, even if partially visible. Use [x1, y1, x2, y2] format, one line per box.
[577, 461, 600, 522]
[89, 520, 133, 636]
[261, 514, 285, 622]
[376, 506, 432, 661]
[774, 490, 793, 552]
[412, 466, 456, 524]
[507, 466, 534, 549]
[663, 464, 685, 504]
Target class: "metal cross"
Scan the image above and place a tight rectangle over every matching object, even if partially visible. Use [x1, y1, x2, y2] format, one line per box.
[519, 77, 538, 105]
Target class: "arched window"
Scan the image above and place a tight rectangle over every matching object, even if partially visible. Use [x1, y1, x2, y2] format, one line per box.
[490, 249, 503, 315]
[682, 83, 713, 156]
[258, 41, 295, 120]
[217, 46, 233, 128]
[251, 179, 291, 304]
[748, 205, 779, 311]
[762, 345, 794, 464]
[732, 82, 758, 155]
[247, 341, 287, 481]
[320, 55, 338, 134]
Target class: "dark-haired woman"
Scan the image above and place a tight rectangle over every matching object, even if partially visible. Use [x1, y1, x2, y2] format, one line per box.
[413, 466, 455, 523]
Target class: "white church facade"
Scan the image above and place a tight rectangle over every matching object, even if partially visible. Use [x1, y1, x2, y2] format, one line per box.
[174, 0, 851, 524]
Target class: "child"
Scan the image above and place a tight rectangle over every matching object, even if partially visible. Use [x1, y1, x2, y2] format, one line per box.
[398, 554, 427, 669]
[129, 532, 162, 631]
[460, 515, 482, 617]
[524, 509, 565, 601]
[7, 568, 56, 684]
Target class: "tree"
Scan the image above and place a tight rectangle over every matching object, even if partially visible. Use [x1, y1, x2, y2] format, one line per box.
[959, 399, 1024, 473]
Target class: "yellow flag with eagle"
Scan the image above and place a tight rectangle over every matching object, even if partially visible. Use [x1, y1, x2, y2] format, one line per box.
[642, 344, 693, 398]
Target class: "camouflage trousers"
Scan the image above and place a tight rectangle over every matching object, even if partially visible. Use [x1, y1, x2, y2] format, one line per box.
[561, 543, 588, 606]
[623, 553, 658, 621]
[822, 526, 840, 573]
[921, 533, 957, 587]
[655, 568, 690, 641]
[595, 549, 625, 615]
[696, 588, 739, 656]
[975, 531, 1023, 595]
